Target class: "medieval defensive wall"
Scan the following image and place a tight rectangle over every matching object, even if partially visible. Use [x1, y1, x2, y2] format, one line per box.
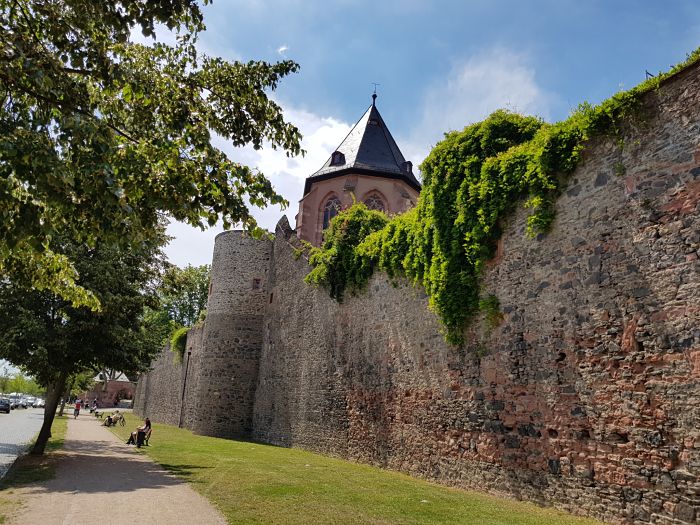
[134, 61, 700, 524]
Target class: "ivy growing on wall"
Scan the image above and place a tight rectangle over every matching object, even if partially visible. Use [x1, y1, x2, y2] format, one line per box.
[170, 326, 189, 363]
[306, 204, 388, 300]
[306, 48, 700, 346]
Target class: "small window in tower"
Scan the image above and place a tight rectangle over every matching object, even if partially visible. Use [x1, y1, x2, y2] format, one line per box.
[364, 195, 385, 212]
[252, 278, 261, 290]
[369, 118, 380, 127]
[323, 197, 341, 229]
[330, 151, 345, 166]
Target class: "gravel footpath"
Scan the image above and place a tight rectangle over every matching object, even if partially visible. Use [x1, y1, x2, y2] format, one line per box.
[7, 415, 227, 525]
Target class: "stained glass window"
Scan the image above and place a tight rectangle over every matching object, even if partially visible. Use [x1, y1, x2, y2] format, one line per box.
[364, 195, 385, 212]
[323, 197, 341, 229]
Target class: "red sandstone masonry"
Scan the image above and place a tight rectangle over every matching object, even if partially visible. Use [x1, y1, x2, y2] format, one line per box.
[136, 61, 700, 525]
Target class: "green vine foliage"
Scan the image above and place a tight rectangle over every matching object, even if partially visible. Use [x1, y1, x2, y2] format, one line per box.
[306, 204, 388, 300]
[170, 326, 188, 363]
[306, 48, 700, 346]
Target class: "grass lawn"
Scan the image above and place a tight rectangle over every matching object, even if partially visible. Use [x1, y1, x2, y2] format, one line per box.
[0, 414, 68, 524]
[109, 420, 605, 525]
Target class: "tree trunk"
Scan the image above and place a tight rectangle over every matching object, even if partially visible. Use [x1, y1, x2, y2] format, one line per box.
[57, 378, 72, 417]
[31, 372, 67, 456]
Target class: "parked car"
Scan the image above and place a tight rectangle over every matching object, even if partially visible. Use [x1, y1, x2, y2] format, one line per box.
[34, 398, 45, 408]
[9, 395, 26, 409]
[0, 397, 10, 414]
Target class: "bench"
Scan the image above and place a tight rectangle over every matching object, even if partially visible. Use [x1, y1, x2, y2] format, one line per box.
[137, 427, 152, 448]
[100, 413, 125, 426]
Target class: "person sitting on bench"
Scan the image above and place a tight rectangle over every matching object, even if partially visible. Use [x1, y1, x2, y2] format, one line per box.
[102, 410, 122, 427]
[126, 418, 151, 447]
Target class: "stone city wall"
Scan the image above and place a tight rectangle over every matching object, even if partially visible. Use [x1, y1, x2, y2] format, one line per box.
[136, 62, 700, 524]
[134, 324, 204, 428]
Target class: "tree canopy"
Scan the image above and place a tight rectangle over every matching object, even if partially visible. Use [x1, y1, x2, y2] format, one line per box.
[160, 264, 210, 327]
[0, 370, 42, 395]
[0, 228, 167, 453]
[143, 263, 210, 361]
[0, 0, 302, 307]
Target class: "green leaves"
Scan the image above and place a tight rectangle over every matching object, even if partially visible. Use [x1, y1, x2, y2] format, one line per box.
[306, 204, 389, 301]
[0, 0, 301, 305]
[170, 326, 189, 363]
[306, 44, 700, 346]
[159, 263, 210, 328]
[0, 228, 168, 385]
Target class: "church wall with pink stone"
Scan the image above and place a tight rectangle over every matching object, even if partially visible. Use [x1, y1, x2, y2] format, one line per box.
[296, 174, 419, 245]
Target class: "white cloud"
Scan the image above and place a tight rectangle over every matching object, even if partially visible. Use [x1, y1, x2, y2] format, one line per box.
[401, 47, 553, 170]
[277, 44, 289, 56]
[164, 105, 351, 267]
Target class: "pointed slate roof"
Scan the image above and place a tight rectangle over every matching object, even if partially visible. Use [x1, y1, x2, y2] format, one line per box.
[303, 97, 421, 195]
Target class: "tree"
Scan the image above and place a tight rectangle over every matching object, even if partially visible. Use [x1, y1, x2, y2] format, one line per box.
[0, 230, 167, 454]
[160, 264, 210, 327]
[0, 0, 302, 307]
[3, 371, 42, 395]
[135, 264, 209, 362]
[0, 365, 9, 393]
[57, 370, 93, 416]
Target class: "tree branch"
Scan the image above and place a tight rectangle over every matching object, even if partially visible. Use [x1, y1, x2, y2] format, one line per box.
[0, 69, 138, 143]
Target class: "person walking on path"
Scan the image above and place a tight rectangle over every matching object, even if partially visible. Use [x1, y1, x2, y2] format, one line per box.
[72, 399, 82, 419]
[5, 414, 226, 525]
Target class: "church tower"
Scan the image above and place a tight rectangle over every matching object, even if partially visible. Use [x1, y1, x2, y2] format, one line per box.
[295, 95, 421, 245]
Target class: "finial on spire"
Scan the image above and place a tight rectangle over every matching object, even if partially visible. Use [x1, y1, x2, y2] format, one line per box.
[371, 82, 380, 106]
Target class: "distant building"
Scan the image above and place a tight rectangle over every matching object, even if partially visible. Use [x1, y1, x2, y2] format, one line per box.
[83, 371, 135, 408]
[295, 94, 421, 245]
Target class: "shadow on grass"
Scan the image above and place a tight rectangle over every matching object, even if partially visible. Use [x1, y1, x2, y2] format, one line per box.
[158, 463, 212, 480]
[0, 415, 68, 489]
[0, 454, 56, 488]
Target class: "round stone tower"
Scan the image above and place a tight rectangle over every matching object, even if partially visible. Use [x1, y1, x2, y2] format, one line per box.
[191, 230, 272, 438]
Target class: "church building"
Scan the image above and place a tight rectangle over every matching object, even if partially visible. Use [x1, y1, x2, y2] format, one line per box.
[295, 95, 421, 245]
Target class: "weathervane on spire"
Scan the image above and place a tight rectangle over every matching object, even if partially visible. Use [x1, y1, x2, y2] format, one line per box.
[371, 83, 380, 106]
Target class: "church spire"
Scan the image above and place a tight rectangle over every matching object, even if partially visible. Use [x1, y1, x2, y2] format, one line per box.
[304, 98, 420, 196]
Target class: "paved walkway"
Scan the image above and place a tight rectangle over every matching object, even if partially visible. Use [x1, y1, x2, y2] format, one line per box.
[7, 416, 227, 525]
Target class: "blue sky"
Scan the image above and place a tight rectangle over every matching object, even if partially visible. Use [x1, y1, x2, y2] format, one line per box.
[164, 0, 700, 267]
[3, 1, 698, 378]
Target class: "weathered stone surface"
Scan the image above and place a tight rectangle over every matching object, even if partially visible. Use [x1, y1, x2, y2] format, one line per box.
[136, 63, 700, 524]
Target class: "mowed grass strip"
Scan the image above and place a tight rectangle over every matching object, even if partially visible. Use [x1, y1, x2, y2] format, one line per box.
[110, 420, 605, 525]
[0, 414, 69, 523]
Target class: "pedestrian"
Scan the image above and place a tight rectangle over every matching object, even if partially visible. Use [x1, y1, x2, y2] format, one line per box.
[73, 398, 82, 419]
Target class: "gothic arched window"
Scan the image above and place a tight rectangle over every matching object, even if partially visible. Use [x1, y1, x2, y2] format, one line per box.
[363, 195, 385, 212]
[323, 197, 341, 229]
